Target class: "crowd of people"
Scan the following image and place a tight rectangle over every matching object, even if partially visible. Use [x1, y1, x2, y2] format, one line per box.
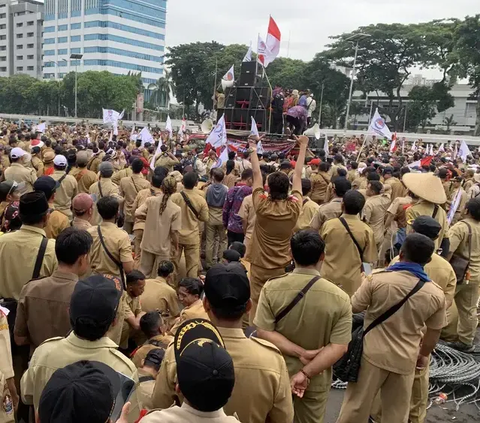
[0, 118, 479, 423]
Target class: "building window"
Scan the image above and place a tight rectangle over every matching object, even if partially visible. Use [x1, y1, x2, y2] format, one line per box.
[83, 46, 164, 63]
[58, 48, 67, 55]
[27, 21, 34, 26]
[44, 26, 55, 33]
[0, 57, 6, 62]
[16, 22, 23, 27]
[16, 55, 23, 60]
[27, 32, 34, 37]
[58, 24, 68, 31]
[16, 45, 23, 49]
[27, 66, 34, 71]
[83, 34, 164, 52]
[27, 54, 34, 59]
[0, 35, 5, 40]
[0, 67, 6, 72]
[44, 50, 55, 56]
[0, 25, 5, 30]
[83, 59, 164, 75]
[58, 61, 67, 67]
[27, 44, 34, 48]
[83, 20, 165, 40]
[0, 13, 5, 18]
[70, 48, 81, 54]
[71, 23, 81, 30]
[0, 46, 5, 51]
[71, 35, 81, 42]
[43, 73, 55, 78]
[58, 37, 68, 43]
[16, 34, 23, 39]
[17, 66, 23, 71]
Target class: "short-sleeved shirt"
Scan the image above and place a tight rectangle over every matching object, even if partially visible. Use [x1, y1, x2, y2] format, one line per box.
[45, 209, 70, 239]
[448, 217, 480, 283]
[89, 178, 123, 225]
[132, 187, 163, 232]
[71, 217, 92, 231]
[363, 194, 391, 245]
[386, 196, 412, 229]
[309, 171, 330, 203]
[4, 162, 37, 193]
[294, 197, 320, 232]
[237, 194, 255, 240]
[254, 268, 352, 392]
[249, 188, 302, 269]
[140, 277, 180, 324]
[69, 167, 97, 194]
[155, 154, 178, 173]
[352, 270, 446, 374]
[119, 174, 151, 222]
[390, 180, 409, 201]
[309, 198, 343, 232]
[168, 300, 208, 336]
[112, 167, 133, 186]
[51, 171, 78, 218]
[87, 222, 133, 276]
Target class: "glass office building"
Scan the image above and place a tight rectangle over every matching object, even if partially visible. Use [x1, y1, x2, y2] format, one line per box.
[42, 0, 166, 86]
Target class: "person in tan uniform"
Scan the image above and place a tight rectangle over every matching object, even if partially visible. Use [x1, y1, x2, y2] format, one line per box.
[136, 176, 181, 279]
[169, 278, 208, 336]
[119, 158, 151, 234]
[120, 270, 146, 349]
[4, 148, 37, 193]
[155, 145, 179, 172]
[71, 193, 94, 230]
[336, 234, 446, 423]
[69, 151, 97, 194]
[14, 227, 93, 353]
[347, 162, 359, 183]
[153, 263, 294, 423]
[382, 167, 399, 188]
[238, 192, 256, 261]
[248, 135, 307, 324]
[49, 155, 78, 219]
[309, 178, 351, 233]
[389, 167, 410, 202]
[34, 176, 70, 240]
[171, 172, 209, 278]
[439, 168, 454, 206]
[449, 176, 469, 225]
[20, 275, 141, 423]
[309, 160, 330, 205]
[0, 306, 17, 423]
[321, 190, 377, 297]
[295, 179, 320, 232]
[255, 230, 351, 423]
[0, 145, 9, 177]
[137, 348, 164, 410]
[362, 181, 391, 252]
[30, 146, 44, 177]
[86, 149, 102, 174]
[445, 197, 480, 353]
[42, 151, 55, 176]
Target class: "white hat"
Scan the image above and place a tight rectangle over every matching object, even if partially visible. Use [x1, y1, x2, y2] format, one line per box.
[53, 154, 67, 167]
[10, 147, 26, 159]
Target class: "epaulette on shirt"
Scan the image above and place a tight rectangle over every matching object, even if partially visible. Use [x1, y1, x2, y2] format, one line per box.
[38, 336, 63, 347]
[266, 273, 289, 283]
[250, 336, 283, 355]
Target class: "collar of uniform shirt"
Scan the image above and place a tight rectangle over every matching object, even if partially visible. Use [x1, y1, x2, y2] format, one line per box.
[292, 268, 321, 276]
[218, 326, 246, 339]
[66, 331, 118, 349]
[21, 225, 47, 236]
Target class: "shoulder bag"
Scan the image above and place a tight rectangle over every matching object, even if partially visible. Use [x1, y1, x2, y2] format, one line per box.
[334, 278, 425, 383]
[180, 191, 200, 219]
[339, 217, 365, 267]
[32, 237, 48, 280]
[97, 226, 126, 290]
[449, 221, 472, 285]
[275, 276, 321, 324]
[131, 176, 140, 194]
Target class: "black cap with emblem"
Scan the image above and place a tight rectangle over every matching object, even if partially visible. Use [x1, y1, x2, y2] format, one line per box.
[173, 319, 235, 412]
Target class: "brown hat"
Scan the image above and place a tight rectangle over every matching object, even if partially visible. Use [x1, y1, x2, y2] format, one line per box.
[402, 173, 447, 204]
[77, 151, 89, 167]
[43, 151, 55, 164]
[72, 193, 94, 214]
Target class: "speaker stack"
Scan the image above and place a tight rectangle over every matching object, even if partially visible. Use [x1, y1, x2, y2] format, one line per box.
[218, 62, 271, 132]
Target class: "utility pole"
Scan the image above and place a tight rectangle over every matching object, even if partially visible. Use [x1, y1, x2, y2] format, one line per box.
[70, 53, 83, 118]
[318, 83, 324, 127]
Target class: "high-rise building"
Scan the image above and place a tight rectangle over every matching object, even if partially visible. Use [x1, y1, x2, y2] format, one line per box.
[0, 0, 44, 79]
[42, 0, 166, 86]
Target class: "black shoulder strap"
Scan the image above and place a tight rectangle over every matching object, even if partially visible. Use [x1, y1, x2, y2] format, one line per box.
[432, 204, 439, 219]
[364, 279, 425, 336]
[339, 217, 364, 262]
[180, 191, 200, 219]
[98, 181, 104, 198]
[275, 276, 321, 324]
[32, 237, 48, 280]
[58, 173, 68, 185]
[139, 375, 156, 383]
[131, 176, 139, 194]
[97, 226, 126, 290]
[463, 221, 473, 262]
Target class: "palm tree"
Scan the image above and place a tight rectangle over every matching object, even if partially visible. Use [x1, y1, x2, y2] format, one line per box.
[148, 69, 175, 109]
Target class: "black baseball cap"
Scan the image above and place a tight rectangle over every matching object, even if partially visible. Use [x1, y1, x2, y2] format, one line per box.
[144, 348, 165, 371]
[0, 181, 23, 202]
[19, 191, 49, 218]
[39, 360, 119, 423]
[412, 215, 442, 241]
[34, 176, 60, 200]
[70, 275, 122, 327]
[205, 263, 250, 314]
[174, 319, 234, 412]
[222, 249, 241, 262]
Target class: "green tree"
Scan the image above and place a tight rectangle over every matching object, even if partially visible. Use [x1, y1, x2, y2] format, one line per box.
[406, 86, 437, 131]
[267, 58, 306, 89]
[443, 114, 457, 131]
[148, 69, 175, 109]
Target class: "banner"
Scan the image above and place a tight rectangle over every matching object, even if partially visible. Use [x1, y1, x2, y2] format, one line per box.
[103, 108, 124, 125]
[369, 108, 392, 140]
[139, 126, 154, 147]
[212, 145, 229, 169]
[35, 122, 46, 133]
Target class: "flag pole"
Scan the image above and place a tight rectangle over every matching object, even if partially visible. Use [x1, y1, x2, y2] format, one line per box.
[213, 57, 218, 108]
[263, 66, 273, 134]
[357, 134, 369, 162]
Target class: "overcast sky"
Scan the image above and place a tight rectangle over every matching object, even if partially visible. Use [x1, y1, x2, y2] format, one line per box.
[166, 0, 477, 65]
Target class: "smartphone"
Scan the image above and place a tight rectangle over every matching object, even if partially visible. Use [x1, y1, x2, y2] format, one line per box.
[362, 263, 373, 276]
[110, 372, 136, 422]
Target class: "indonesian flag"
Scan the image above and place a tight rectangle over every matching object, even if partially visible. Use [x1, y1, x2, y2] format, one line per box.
[258, 16, 281, 67]
[408, 156, 433, 169]
[389, 133, 397, 153]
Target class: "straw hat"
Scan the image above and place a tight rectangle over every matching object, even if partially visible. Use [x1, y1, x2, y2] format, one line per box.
[402, 173, 447, 204]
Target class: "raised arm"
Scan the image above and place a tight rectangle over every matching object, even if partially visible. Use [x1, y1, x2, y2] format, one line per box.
[248, 135, 264, 192]
[292, 135, 308, 194]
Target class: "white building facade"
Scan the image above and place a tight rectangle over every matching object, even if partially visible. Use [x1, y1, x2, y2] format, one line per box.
[42, 0, 166, 87]
[0, 0, 44, 79]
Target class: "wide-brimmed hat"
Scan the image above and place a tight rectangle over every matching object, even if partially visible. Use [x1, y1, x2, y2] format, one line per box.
[402, 173, 447, 204]
[474, 173, 480, 183]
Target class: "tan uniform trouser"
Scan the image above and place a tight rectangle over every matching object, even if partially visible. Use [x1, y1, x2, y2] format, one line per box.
[454, 282, 479, 345]
[336, 357, 414, 423]
[124, 220, 134, 235]
[249, 264, 286, 325]
[205, 222, 227, 269]
[140, 251, 169, 279]
[172, 242, 200, 279]
[293, 389, 329, 423]
[0, 370, 15, 423]
[441, 302, 459, 342]
[133, 229, 143, 269]
[409, 362, 429, 423]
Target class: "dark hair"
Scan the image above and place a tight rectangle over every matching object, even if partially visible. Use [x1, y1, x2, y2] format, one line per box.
[334, 154, 344, 164]
[55, 228, 93, 265]
[158, 260, 175, 277]
[152, 173, 164, 189]
[144, 348, 165, 371]
[401, 233, 435, 266]
[229, 241, 246, 258]
[140, 311, 163, 338]
[291, 230, 325, 266]
[301, 178, 312, 196]
[72, 318, 111, 341]
[20, 210, 45, 225]
[96, 196, 119, 220]
[337, 168, 347, 178]
[268, 172, 290, 200]
[226, 160, 235, 175]
[400, 167, 411, 177]
[212, 168, 224, 183]
[127, 270, 145, 285]
[228, 151, 236, 161]
[179, 277, 204, 297]
[366, 171, 380, 182]
[319, 162, 330, 172]
[350, 161, 358, 170]
[466, 198, 480, 221]
[241, 168, 253, 181]
[369, 181, 383, 195]
[438, 168, 448, 179]
[183, 172, 198, 189]
[131, 158, 144, 174]
[343, 190, 366, 215]
[333, 178, 352, 198]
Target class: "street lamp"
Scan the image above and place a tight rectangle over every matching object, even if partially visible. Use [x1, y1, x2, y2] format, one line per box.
[70, 53, 83, 118]
[344, 33, 371, 131]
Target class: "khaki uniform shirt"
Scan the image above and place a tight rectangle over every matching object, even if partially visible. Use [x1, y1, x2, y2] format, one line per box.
[153, 327, 294, 423]
[132, 187, 163, 232]
[89, 178, 123, 225]
[136, 196, 181, 257]
[20, 332, 141, 422]
[463, 178, 474, 193]
[363, 194, 391, 246]
[0, 226, 57, 300]
[69, 167, 97, 194]
[443, 181, 454, 205]
[406, 200, 449, 250]
[155, 154, 178, 173]
[352, 270, 446, 374]
[347, 169, 358, 183]
[450, 188, 469, 225]
[352, 177, 368, 191]
[87, 222, 133, 276]
[51, 171, 78, 218]
[131, 334, 173, 368]
[237, 194, 255, 241]
[448, 217, 480, 283]
[15, 271, 78, 351]
[4, 163, 37, 193]
[137, 368, 156, 410]
[168, 300, 208, 336]
[384, 176, 400, 188]
[119, 174, 151, 222]
[309, 198, 343, 232]
[309, 171, 330, 203]
[112, 167, 133, 186]
[223, 173, 238, 189]
[390, 180, 408, 201]
[71, 217, 92, 231]
[321, 214, 377, 296]
[295, 197, 320, 232]
[171, 189, 209, 245]
[250, 188, 302, 270]
[386, 196, 411, 230]
[31, 155, 44, 178]
[0, 310, 14, 423]
[86, 155, 101, 174]
[45, 209, 70, 239]
[142, 403, 239, 423]
[141, 277, 180, 323]
[255, 268, 352, 393]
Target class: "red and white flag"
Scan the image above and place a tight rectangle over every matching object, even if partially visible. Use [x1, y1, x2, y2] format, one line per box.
[389, 133, 397, 153]
[257, 16, 281, 68]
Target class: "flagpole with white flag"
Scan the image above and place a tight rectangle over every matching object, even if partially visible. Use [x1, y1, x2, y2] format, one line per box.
[150, 138, 163, 171]
[368, 109, 392, 140]
[459, 140, 472, 162]
[165, 115, 173, 139]
[243, 43, 252, 62]
[205, 115, 227, 149]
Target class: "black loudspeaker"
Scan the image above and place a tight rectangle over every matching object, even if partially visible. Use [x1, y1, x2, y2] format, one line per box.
[235, 87, 252, 104]
[225, 89, 236, 108]
[231, 109, 249, 129]
[250, 87, 270, 109]
[239, 61, 259, 87]
[218, 109, 234, 128]
[250, 109, 266, 130]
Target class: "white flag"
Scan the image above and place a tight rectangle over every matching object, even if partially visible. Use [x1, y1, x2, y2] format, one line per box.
[243, 45, 252, 62]
[221, 65, 235, 91]
[118, 109, 125, 121]
[459, 140, 472, 162]
[448, 189, 463, 225]
[368, 109, 392, 140]
[205, 115, 227, 149]
[36, 122, 46, 133]
[250, 117, 259, 137]
[178, 118, 187, 142]
[257, 140, 264, 155]
[439, 143, 445, 152]
[150, 139, 163, 171]
[212, 145, 229, 169]
[165, 115, 173, 138]
[257, 35, 275, 68]
[139, 126, 154, 147]
[103, 108, 121, 124]
[408, 160, 421, 169]
[324, 133, 329, 156]
[411, 141, 417, 152]
[130, 126, 137, 141]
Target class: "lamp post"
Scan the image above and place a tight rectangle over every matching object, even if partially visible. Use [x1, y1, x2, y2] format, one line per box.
[344, 33, 371, 131]
[318, 82, 324, 127]
[70, 53, 83, 118]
